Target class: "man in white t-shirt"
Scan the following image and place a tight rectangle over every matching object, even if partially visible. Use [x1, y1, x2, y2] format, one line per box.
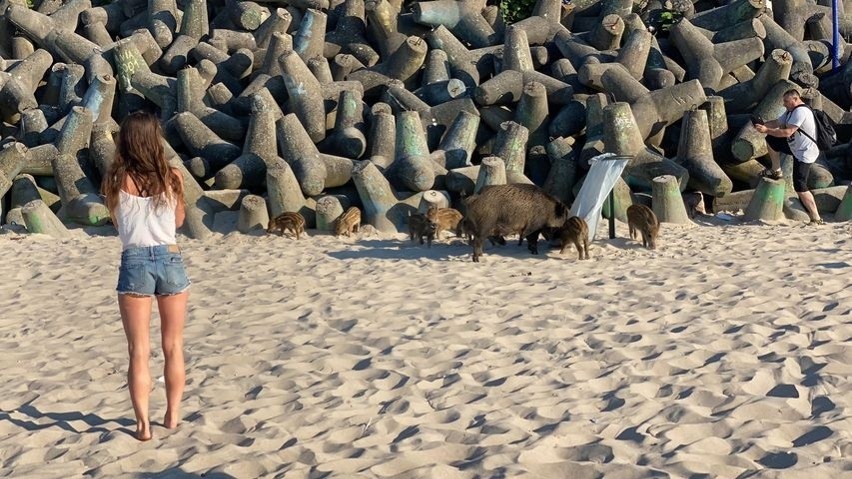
[754, 89, 824, 225]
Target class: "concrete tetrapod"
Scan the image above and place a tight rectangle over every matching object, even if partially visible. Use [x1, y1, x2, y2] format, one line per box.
[602, 102, 689, 192]
[315, 195, 346, 232]
[215, 92, 278, 190]
[388, 110, 438, 193]
[276, 113, 353, 197]
[22, 199, 70, 238]
[600, 65, 707, 141]
[834, 186, 852, 221]
[744, 176, 786, 221]
[50, 149, 110, 226]
[674, 109, 734, 197]
[474, 156, 507, 193]
[669, 17, 765, 92]
[351, 159, 445, 232]
[652, 175, 692, 224]
[719, 49, 793, 114]
[438, 110, 479, 169]
[266, 157, 317, 228]
[367, 103, 396, 171]
[237, 194, 269, 233]
[0, 142, 28, 199]
[412, 0, 499, 49]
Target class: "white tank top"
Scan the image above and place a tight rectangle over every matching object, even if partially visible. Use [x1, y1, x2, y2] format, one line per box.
[116, 190, 177, 250]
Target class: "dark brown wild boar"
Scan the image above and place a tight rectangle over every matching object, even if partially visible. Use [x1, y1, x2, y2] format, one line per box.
[463, 184, 570, 262]
[334, 207, 361, 237]
[627, 204, 659, 249]
[408, 212, 436, 247]
[267, 212, 306, 239]
[557, 216, 590, 260]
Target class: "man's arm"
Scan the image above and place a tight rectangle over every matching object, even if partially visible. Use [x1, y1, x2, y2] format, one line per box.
[755, 123, 798, 138]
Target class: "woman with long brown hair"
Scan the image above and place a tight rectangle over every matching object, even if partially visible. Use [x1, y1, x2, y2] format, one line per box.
[102, 110, 189, 441]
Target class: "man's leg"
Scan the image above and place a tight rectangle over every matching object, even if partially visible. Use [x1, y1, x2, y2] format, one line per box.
[767, 143, 782, 173]
[763, 137, 788, 178]
[798, 190, 822, 222]
[793, 160, 822, 223]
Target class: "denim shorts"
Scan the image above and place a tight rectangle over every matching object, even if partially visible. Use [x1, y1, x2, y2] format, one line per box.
[117, 245, 191, 296]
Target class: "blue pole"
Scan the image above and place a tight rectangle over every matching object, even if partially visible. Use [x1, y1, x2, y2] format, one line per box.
[833, 0, 841, 70]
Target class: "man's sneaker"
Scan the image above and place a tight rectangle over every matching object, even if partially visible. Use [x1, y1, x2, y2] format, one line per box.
[760, 168, 783, 180]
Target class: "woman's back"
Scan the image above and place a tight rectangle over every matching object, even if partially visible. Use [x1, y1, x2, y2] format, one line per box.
[115, 186, 177, 250]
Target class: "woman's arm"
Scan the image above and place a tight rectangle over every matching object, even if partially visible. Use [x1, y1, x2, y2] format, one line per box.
[171, 167, 186, 228]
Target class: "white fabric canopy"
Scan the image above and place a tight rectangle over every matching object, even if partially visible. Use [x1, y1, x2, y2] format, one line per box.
[569, 153, 631, 240]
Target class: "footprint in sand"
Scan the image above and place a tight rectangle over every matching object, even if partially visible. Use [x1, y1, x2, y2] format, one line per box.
[766, 384, 800, 398]
[811, 396, 836, 418]
[792, 426, 834, 447]
[758, 451, 798, 469]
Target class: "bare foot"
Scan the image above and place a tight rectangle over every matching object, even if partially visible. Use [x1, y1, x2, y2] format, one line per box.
[164, 409, 180, 429]
[136, 422, 152, 441]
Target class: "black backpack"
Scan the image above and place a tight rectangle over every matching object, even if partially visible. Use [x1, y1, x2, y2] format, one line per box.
[793, 104, 838, 151]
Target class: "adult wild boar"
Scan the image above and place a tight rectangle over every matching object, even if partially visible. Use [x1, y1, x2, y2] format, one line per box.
[464, 184, 570, 262]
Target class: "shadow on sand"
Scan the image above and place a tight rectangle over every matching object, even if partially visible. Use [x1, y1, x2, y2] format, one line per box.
[0, 403, 133, 438]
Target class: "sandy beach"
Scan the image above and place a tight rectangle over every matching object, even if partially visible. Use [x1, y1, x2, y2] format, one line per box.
[0, 215, 850, 478]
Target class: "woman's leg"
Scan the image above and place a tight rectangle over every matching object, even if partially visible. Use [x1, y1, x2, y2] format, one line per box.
[157, 291, 188, 428]
[119, 294, 154, 441]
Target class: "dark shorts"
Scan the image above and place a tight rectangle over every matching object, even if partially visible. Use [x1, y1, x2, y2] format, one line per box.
[765, 135, 792, 155]
[117, 245, 191, 297]
[792, 160, 812, 193]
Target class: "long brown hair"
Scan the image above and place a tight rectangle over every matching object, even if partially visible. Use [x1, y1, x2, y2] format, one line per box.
[102, 111, 182, 214]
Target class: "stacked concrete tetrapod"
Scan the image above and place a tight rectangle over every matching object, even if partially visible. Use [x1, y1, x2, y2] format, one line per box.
[675, 108, 734, 198]
[51, 106, 111, 226]
[215, 91, 278, 190]
[237, 194, 269, 233]
[3, 0, 852, 242]
[835, 186, 852, 221]
[602, 101, 689, 191]
[474, 156, 507, 193]
[315, 194, 348, 232]
[745, 177, 787, 221]
[352, 160, 448, 233]
[652, 175, 692, 224]
[276, 113, 353, 197]
[668, 14, 766, 91]
[6, 173, 56, 226]
[0, 142, 27, 201]
[266, 157, 317, 229]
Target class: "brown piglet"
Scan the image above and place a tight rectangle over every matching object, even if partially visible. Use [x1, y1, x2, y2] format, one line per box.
[557, 216, 590, 260]
[408, 212, 436, 247]
[425, 205, 464, 240]
[626, 204, 660, 249]
[267, 212, 306, 239]
[334, 207, 361, 237]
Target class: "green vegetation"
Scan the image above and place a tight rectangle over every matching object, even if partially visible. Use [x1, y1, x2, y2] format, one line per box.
[647, 9, 684, 33]
[499, 0, 537, 24]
